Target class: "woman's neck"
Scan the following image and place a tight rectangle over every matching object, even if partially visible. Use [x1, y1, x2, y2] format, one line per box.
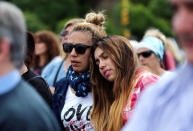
[152, 67, 165, 76]
[38, 54, 47, 67]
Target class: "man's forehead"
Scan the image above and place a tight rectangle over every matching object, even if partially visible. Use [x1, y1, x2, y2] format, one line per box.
[170, 0, 193, 10]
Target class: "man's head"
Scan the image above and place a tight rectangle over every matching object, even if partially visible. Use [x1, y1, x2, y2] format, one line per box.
[171, 0, 193, 64]
[0, 2, 26, 69]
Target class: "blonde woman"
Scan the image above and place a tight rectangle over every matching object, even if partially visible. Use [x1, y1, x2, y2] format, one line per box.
[52, 12, 107, 130]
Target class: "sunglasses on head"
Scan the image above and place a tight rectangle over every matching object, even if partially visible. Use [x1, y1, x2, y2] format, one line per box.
[63, 43, 91, 54]
[60, 31, 68, 37]
[137, 50, 154, 58]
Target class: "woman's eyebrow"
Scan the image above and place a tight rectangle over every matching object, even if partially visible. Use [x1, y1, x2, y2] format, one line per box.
[99, 52, 105, 57]
[95, 51, 105, 59]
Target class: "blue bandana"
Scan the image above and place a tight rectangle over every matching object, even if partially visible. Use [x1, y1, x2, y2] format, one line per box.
[137, 36, 165, 60]
[66, 65, 91, 97]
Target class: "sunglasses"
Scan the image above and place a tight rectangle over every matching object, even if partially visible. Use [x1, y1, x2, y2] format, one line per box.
[137, 50, 154, 58]
[63, 43, 91, 54]
[60, 30, 68, 37]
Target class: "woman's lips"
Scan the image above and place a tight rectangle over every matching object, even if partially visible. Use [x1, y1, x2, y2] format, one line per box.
[71, 60, 80, 66]
[104, 70, 111, 77]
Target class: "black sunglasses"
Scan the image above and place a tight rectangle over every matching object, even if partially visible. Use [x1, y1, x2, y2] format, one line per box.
[137, 50, 154, 58]
[63, 43, 91, 54]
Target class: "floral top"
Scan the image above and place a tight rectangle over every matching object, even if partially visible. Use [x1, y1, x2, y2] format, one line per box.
[123, 69, 159, 124]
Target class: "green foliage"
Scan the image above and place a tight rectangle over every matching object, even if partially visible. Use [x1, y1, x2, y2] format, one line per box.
[105, 18, 124, 35]
[76, 0, 93, 17]
[149, 0, 172, 19]
[113, 2, 173, 39]
[10, 0, 80, 31]
[155, 18, 173, 36]
[104, 4, 126, 36]
[129, 4, 156, 39]
[7, 0, 173, 39]
[130, 0, 150, 6]
[24, 12, 48, 33]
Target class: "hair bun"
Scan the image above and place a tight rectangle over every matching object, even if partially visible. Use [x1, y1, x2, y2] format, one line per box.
[85, 12, 105, 27]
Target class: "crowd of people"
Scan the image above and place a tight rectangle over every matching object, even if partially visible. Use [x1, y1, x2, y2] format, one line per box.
[0, 0, 192, 131]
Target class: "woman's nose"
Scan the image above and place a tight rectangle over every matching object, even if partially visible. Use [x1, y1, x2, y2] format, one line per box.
[99, 60, 106, 69]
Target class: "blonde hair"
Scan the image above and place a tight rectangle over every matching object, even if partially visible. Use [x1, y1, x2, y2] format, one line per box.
[85, 12, 105, 27]
[71, 11, 107, 44]
[64, 18, 85, 29]
[165, 38, 182, 62]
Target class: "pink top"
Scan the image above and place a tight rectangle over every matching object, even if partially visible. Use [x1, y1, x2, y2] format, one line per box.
[163, 51, 176, 70]
[123, 69, 159, 124]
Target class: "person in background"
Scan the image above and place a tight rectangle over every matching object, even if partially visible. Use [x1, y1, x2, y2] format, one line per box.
[144, 28, 177, 70]
[0, 2, 60, 130]
[20, 32, 52, 106]
[165, 37, 184, 66]
[52, 12, 107, 130]
[122, 0, 193, 130]
[137, 31, 166, 76]
[41, 18, 84, 91]
[61, 18, 85, 44]
[129, 39, 139, 49]
[90, 35, 158, 131]
[32, 30, 61, 75]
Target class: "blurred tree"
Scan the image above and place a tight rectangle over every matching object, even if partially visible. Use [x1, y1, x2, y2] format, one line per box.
[76, 0, 93, 16]
[129, 4, 156, 39]
[149, 0, 172, 19]
[5, 0, 173, 39]
[155, 18, 173, 36]
[24, 12, 48, 33]
[105, 17, 124, 35]
[8, 0, 91, 32]
[113, 2, 172, 39]
[130, 0, 150, 6]
[11, 0, 78, 30]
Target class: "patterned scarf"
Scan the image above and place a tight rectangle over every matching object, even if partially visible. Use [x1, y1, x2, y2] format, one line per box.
[66, 65, 91, 97]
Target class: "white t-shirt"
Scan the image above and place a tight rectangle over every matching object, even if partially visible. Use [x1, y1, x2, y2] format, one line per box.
[61, 86, 94, 131]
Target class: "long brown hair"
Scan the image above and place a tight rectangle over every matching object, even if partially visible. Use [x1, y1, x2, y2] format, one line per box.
[90, 35, 137, 131]
[32, 30, 61, 68]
